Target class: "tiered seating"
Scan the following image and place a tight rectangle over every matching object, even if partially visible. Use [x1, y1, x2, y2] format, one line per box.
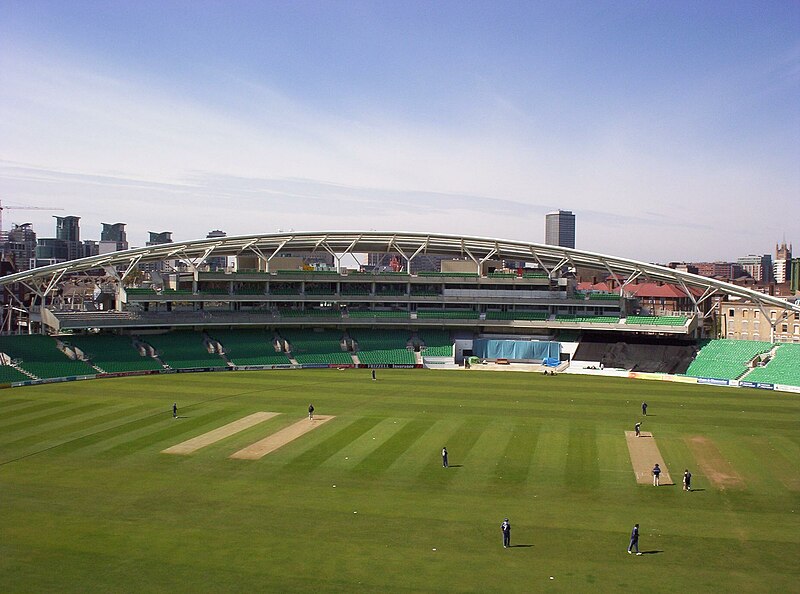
[588, 293, 619, 301]
[281, 329, 352, 365]
[0, 335, 96, 379]
[485, 311, 548, 321]
[685, 339, 773, 380]
[208, 329, 291, 366]
[67, 334, 162, 373]
[278, 309, 341, 318]
[626, 315, 687, 326]
[417, 309, 479, 319]
[522, 272, 548, 278]
[141, 331, 227, 369]
[351, 329, 415, 365]
[276, 270, 339, 276]
[489, 272, 517, 278]
[348, 310, 410, 318]
[0, 365, 30, 383]
[417, 330, 453, 357]
[270, 287, 301, 295]
[125, 287, 156, 295]
[555, 314, 620, 323]
[305, 286, 336, 295]
[417, 271, 479, 278]
[743, 344, 800, 387]
[341, 287, 370, 295]
[198, 288, 228, 295]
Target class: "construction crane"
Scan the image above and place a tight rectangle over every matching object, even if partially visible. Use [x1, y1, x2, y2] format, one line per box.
[0, 199, 65, 236]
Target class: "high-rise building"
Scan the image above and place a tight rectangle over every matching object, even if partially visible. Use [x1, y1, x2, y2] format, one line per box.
[54, 215, 81, 260]
[737, 254, 773, 284]
[55, 216, 80, 242]
[147, 231, 173, 246]
[545, 210, 576, 249]
[141, 232, 174, 273]
[205, 230, 227, 271]
[4, 223, 37, 272]
[791, 258, 800, 293]
[100, 223, 129, 252]
[691, 262, 744, 281]
[774, 241, 792, 284]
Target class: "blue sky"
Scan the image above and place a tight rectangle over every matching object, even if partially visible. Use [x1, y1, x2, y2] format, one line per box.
[1, 1, 798, 262]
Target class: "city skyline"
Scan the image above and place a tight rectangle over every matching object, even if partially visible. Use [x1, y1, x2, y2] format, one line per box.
[6, 211, 793, 273]
[1, 2, 798, 262]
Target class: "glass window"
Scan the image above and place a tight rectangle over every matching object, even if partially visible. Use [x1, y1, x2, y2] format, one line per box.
[729, 309, 735, 317]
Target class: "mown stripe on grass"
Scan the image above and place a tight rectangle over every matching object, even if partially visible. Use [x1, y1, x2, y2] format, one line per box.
[489, 421, 540, 490]
[414, 417, 488, 489]
[565, 422, 600, 490]
[101, 410, 238, 457]
[528, 419, 569, 485]
[52, 411, 188, 454]
[595, 427, 632, 493]
[354, 418, 434, 476]
[387, 418, 464, 476]
[0, 400, 73, 426]
[281, 416, 383, 470]
[0, 404, 147, 451]
[743, 436, 800, 492]
[0, 398, 29, 409]
[0, 402, 100, 434]
[448, 421, 514, 493]
[319, 417, 408, 470]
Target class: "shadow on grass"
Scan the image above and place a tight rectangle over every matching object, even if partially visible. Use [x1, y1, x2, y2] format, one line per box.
[510, 544, 533, 548]
[688, 488, 705, 492]
[640, 550, 663, 555]
[447, 464, 463, 468]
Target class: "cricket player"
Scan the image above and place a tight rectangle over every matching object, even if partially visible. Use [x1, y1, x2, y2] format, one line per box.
[641, 402, 648, 416]
[652, 463, 661, 486]
[501, 518, 511, 548]
[627, 523, 641, 554]
[683, 469, 692, 491]
[172, 402, 177, 418]
[634, 422, 641, 437]
[308, 403, 314, 420]
[442, 447, 448, 468]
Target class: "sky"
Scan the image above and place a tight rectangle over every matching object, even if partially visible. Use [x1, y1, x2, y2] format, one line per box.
[1, 1, 798, 263]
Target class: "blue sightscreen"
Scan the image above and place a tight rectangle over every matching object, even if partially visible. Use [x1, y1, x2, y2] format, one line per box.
[473, 339, 561, 361]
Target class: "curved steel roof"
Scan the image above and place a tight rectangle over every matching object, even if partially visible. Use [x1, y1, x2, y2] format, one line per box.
[2, 231, 797, 313]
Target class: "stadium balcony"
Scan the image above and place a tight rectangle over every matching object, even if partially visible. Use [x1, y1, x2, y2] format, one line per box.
[417, 309, 480, 319]
[555, 314, 621, 324]
[485, 311, 548, 321]
[625, 315, 688, 326]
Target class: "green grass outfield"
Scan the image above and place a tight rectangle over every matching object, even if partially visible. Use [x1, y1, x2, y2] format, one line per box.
[1, 369, 798, 592]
